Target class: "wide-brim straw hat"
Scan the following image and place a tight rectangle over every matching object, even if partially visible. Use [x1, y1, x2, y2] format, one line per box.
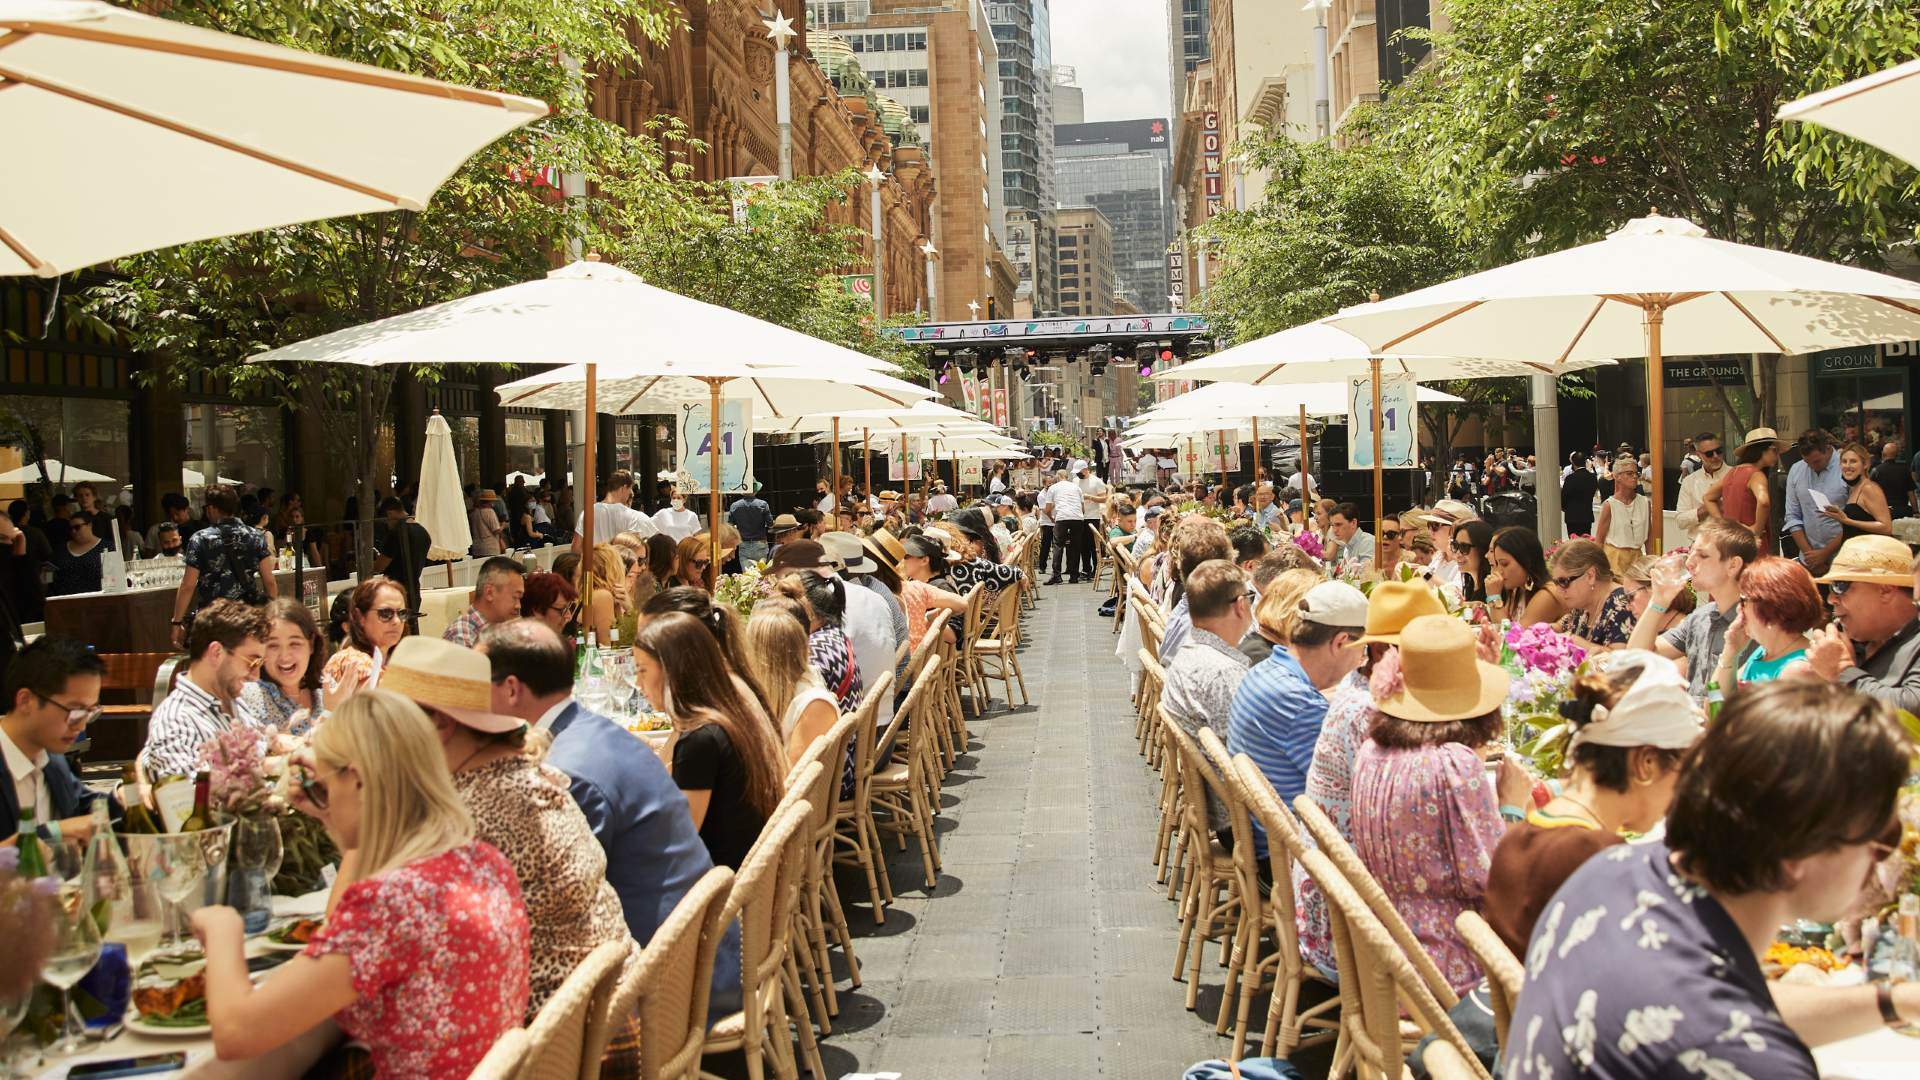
[865, 528, 907, 567]
[1735, 426, 1788, 453]
[1355, 581, 1448, 646]
[381, 638, 524, 735]
[1375, 615, 1511, 723]
[769, 513, 802, 534]
[1816, 534, 1916, 587]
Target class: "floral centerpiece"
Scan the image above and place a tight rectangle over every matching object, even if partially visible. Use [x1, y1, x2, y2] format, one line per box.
[1290, 529, 1326, 563]
[198, 729, 334, 898]
[1498, 621, 1589, 778]
[714, 559, 768, 622]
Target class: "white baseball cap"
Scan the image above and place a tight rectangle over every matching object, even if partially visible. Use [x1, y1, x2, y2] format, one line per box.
[1298, 581, 1369, 629]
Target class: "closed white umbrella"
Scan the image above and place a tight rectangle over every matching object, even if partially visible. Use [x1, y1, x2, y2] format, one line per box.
[0, 0, 548, 277]
[0, 458, 112, 484]
[1778, 59, 1920, 169]
[252, 259, 931, 578]
[415, 412, 471, 562]
[1327, 213, 1920, 546]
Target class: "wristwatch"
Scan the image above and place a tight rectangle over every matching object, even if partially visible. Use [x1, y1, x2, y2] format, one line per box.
[1878, 982, 1905, 1028]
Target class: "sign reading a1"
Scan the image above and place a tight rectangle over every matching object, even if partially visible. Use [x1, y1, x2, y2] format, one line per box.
[1348, 373, 1420, 470]
[677, 400, 753, 493]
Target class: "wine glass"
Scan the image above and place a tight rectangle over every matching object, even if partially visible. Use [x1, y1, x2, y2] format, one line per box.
[132, 833, 210, 954]
[41, 839, 103, 1054]
[232, 818, 284, 935]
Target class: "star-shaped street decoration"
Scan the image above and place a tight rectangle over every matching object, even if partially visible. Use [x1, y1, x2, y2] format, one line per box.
[762, 11, 797, 47]
[920, 241, 938, 257]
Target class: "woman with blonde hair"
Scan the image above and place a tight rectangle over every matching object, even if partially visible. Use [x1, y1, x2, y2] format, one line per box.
[578, 543, 624, 645]
[190, 690, 528, 1078]
[745, 601, 840, 763]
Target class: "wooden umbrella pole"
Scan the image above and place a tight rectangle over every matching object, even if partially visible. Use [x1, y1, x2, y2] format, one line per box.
[831, 417, 842, 521]
[1646, 302, 1666, 554]
[1371, 356, 1385, 531]
[1299, 404, 1310, 506]
[580, 364, 597, 590]
[1251, 416, 1261, 482]
[863, 427, 872, 507]
[708, 378, 724, 590]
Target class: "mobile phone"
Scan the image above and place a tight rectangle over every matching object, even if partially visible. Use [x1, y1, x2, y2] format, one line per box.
[248, 951, 291, 974]
[66, 1053, 188, 1079]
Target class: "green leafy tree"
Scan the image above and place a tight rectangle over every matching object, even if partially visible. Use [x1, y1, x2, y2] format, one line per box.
[1374, 0, 1920, 432]
[79, 0, 680, 566]
[1196, 135, 1561, 497]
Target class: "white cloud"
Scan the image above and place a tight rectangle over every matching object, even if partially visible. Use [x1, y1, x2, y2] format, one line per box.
[1049, 0, 1174, 124]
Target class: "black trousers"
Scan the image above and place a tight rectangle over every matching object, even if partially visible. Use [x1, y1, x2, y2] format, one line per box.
[1038, 524, 1054, 570]
[1055, 520, 1091, 581]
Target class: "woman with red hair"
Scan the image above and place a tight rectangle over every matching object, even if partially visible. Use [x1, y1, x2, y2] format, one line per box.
[519, 571, 578, 641]
[1713, 556, 1823, 687]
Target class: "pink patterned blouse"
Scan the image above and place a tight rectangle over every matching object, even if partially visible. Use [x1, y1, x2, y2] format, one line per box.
[1347, 740, 1506, 994]
[1292, 673, 1372, 978]
[304, 841, 530, 1078]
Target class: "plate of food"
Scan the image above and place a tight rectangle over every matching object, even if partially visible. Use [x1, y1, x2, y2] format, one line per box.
[262, 916, 322, 952]
[627, 711, 672, 735]
[1762, 940, 1852, 983]
[127, 951, 211, 1035]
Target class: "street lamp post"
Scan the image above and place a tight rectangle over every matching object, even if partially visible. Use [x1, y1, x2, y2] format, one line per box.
[921, 240, 938, 321]
[967, 299, 980, 321]
[761, 12, 797, 181]
[865, 164, 886, 320]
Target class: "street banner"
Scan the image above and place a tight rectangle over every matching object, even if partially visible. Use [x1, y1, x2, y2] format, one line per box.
[1347, 372, 1419, 469]
[840, 274, 874, 303]
[677, 400, 753, 493]
[992, 387, 1009, 428]
[889, 435, 921, 482]
[728, 175, 778, 225]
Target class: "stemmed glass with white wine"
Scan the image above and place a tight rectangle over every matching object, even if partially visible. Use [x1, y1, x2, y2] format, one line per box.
[41, 838, 103, 1055]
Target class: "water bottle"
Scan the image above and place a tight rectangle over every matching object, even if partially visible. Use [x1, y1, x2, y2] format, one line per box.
[1704, 681, 1724, 723]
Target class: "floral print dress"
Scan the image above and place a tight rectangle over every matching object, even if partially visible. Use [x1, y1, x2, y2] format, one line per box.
[303, 841, 529, 1079]
[1348, 740, 1507, 994]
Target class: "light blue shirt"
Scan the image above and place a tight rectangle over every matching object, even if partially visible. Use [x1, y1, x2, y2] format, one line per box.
[1227, 645, 1329, 857]
[1782, 453, 1847, 552]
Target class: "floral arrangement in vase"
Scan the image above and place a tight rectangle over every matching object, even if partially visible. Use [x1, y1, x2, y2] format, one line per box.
[203, 726, 277, 819]
[1497, 621, 1589, 778]
[713, 559, 768, 623]
[1290, 529, 1326, 563]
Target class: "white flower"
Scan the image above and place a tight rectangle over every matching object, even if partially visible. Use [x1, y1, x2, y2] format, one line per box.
[1676, 1049, 1757, 1080]
[1557, 904, 1607, 959]
[1529, 903, 1564, 978]
[1714, 1010, 1765, 1053]
[1637, 920, 1670, 951]
[1618, 1004, 1684, 1055]
[1561, 989, 1599, 1069]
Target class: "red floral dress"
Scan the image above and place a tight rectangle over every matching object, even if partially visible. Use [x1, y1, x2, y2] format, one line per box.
[304, 841, 530, 1079]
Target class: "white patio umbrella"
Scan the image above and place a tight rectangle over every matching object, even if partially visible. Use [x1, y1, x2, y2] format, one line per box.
[0, 458, 111, 484]
[783, 405, 997, 498]
[1778, 59, 1920, 170]
[1327, 212, 1920, 548]
[250, 259, 932, 578]
[0, 0, 549, 277]
[415, 412, 472, 564]
[1160, 321, 1590, 524]
[179, 467, 241, 488]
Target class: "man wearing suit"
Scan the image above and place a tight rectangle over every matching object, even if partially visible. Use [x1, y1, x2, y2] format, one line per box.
[476, 619, 742, 1019]
[3, 638, 110, 840]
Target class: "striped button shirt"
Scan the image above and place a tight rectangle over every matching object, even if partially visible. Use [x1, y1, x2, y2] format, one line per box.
[139, 673, 238, 780]
[1227, 644, 1330, 855]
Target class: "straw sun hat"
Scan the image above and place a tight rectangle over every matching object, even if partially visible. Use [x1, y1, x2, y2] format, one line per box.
[1734, 426, 1788, 453]
[381, 638, 524, 734]
[1354, 580, 1448, 646]
[1816, 534, 1917, 588]
[1375, 614, 1511, 723]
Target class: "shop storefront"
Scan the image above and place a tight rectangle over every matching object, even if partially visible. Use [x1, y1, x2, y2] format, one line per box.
[1809, 342, 1914, 453]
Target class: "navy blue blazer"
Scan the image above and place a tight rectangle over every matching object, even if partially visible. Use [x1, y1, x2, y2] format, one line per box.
[2, 749, 109, 837]
[545, 701, 743, 1019]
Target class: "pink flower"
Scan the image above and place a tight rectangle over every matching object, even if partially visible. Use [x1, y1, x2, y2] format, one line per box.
[1369, 647, 1405, 699]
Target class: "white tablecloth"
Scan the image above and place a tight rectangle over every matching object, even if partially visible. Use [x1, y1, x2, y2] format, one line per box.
[37, 892, 336, 1079]
[1813, 1028, 1920, 1078]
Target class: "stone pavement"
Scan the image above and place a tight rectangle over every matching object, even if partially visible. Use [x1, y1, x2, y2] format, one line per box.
[791, 580, 1337, 1080]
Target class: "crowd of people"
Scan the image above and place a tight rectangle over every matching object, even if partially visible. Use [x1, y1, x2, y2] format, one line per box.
[1121, 462, 1919, 1075]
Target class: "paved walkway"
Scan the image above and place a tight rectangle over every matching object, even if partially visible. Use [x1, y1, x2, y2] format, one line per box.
[803, 580, 1337, 1080]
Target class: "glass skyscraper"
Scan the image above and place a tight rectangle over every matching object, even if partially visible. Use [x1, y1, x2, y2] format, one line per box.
[989, 1, 1056, 314]
[1054, 119, 1174, 312]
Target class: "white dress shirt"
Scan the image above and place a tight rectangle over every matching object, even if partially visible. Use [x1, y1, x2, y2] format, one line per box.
[577, 500, 658, 540]
[1674, 463, 1727, 539]
[839, 579, 898, 693]
[1046, 480, 1084, 521]
[3, 726, 49, 824]
[650, 506, 701, 541]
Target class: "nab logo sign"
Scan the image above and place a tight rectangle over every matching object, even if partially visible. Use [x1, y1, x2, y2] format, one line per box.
[1146, 119, 1167, 146]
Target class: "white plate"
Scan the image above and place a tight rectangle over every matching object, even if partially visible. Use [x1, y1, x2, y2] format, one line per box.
[124, 1011, 210, 1037]
[260, 935, 308, 953]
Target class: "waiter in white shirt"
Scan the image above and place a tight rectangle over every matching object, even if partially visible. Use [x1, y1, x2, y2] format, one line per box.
[575, 468, 657, 549]
[650, 484, 701, 541]
[1075, 460, 1109, 581]
[1044, 467, 1086, 584]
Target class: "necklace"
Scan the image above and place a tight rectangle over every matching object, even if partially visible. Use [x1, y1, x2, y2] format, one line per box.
[1555, 791, 1604, 828]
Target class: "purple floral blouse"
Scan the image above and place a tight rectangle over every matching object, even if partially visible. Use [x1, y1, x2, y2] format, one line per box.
[1347, 739, 1506, 994]
[1292, 672, 1372, 978]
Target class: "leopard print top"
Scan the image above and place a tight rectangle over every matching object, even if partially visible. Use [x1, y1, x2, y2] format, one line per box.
[452, 755, 634, 1018]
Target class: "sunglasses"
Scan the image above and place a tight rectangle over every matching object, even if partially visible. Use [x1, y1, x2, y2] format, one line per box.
[1829, 580, 1852, 597]
[1451, 541, 1475, 553]
[35, 692, 102, 728]
[689, 558, 712, 570]
[1699, 447, 1723, 458]
[296, 763, 353, 811]
[1380, 529, 1402, 540]
[1551, 573, 1584, 589]
[370, 606, 406, 623]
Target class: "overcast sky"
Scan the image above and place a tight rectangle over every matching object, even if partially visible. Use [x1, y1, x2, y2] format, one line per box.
[1050, 0, 1174, 124]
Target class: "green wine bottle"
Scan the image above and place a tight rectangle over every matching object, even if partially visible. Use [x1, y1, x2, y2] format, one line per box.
[179, 770, 213, 833]
[119, 763, 162, 834]
[15, 810, 48, 878]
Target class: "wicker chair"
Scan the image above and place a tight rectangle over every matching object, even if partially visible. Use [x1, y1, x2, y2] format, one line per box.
[1301, 848, 1490, 1080]
[831, 670, 896, 921]
[1187, 731, 1340, 1061]
[1455, 911, 1524, 1054]
[703, 800, 819, 1080]
[1225, 754, 1344, 1061]
[468, 1028, 530, 1080]
[796, 716, 863, 1020]
[954, 582, 990, 716]
[518, 938, 629, 1080]
[591, 866, 734, 1080]
[1421, 1041, 1486, 1080]
[971, 581, 1029, 707]
[778, 758, 834, 1032]
[869, 655, 943, 888]
[923, 611, 967, 762]
[1160, 715, 1243, 1013]
[1291, 795, 1461, 1012]
[1135, 644, 1166, 758]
